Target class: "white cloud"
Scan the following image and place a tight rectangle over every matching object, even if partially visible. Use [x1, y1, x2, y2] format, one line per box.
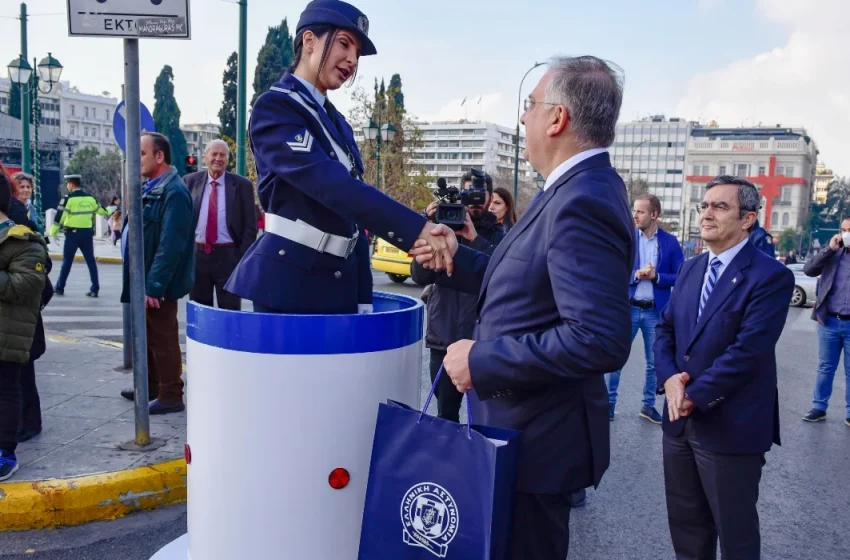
[419, 93, 504, 124]
[676, 0, 850, 174]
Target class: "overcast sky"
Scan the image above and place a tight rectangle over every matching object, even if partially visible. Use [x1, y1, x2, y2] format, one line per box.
[2, 0, 847, 174]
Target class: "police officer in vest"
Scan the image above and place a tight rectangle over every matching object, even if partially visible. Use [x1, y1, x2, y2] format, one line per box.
[225, 0, 453, 314]
[49, 175, 110, 297]
[749, 218, 776, 258]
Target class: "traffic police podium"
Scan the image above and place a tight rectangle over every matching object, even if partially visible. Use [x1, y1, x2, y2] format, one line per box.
[152, 293, 424, 559]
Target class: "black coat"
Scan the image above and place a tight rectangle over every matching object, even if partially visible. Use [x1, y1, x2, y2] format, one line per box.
[411, 212, 505, 351]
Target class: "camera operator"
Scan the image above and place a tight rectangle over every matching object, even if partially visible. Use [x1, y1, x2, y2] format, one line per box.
[412, 171, 505, 421]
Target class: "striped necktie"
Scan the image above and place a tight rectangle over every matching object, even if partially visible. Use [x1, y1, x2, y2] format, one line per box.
[699, 257, 722, 318]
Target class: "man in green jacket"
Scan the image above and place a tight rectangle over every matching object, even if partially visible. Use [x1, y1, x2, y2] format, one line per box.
[0, 172, 48, 481]
[119, 132, 195, 415]
[49, 175, 110, 297]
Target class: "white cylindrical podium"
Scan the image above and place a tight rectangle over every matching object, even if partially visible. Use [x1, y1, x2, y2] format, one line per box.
[152, 292, 424, 560]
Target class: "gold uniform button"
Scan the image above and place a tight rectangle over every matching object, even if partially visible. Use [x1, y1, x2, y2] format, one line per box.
[388, 231, 394, 238]
[330, 151, 336, 158]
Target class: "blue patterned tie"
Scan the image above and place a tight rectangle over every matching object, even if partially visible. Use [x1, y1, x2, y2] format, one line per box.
[699, 257, 722, 318]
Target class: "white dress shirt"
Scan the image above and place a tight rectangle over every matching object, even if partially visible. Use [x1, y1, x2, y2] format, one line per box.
[293, 75, 327, 108]
[700, 237, 749, 296]
[543, 148, 608, 191]
[195, 173, 233, 245]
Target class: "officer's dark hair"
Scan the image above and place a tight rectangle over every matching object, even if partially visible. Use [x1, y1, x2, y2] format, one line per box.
[143, 132, 172, 165]
[290, 25, 358, 86]
[0, 171, 11, 214]
[66, 176, 82, 188]
[461, 171, 493, 194]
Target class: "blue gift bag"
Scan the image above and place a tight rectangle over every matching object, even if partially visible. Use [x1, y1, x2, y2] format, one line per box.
[358, 366, 521, 559]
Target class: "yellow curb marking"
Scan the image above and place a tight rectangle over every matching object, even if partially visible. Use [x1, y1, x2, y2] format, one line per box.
[48, 253, 122, 264]
[0, 459, 187, 532]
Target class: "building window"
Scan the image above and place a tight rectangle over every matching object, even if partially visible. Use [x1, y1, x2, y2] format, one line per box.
[85, 107, 89, 118]
[785, 166, 794, 177]
[71, 104, 75, 116]
[106, 109, 110, 121]
[692, 165, 701, 175]
[105, 129, 110, 139]
[781, 186, 792, 201]
[84, 127, 88, 137]
[782, 213, 790, 226]
[776, 166, 784, 175]
[758, 165, 766, 175]
[771, 212, 778, 226]
[719, 165, 726, 175]
[701, 165, 709, 175]
[736, 164, 748, 177]
[70, 124, 76, 136]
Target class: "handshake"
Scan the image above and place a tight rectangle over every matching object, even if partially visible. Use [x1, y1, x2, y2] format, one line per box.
[413, 223, 460, 275]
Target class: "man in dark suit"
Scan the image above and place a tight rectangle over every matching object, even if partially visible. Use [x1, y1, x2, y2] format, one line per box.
[654, 176, 794, 559]
[413, 55, 633, 559]
[607, 192, 684, 423]
[185, 140, 258, 310]
[801, 218, 850, 426]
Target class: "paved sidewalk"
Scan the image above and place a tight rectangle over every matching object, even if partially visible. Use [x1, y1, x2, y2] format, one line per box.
[12, 333, 185, 481]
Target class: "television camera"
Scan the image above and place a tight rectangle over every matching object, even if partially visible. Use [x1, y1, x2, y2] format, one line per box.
[433, 169, 489, 231]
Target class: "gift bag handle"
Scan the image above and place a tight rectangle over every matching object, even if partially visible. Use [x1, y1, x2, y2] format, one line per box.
[419, 364, 473, 439]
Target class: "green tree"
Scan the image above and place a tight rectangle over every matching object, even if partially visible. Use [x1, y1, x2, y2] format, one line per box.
[218, 52, 238, 140]
[777, 228, 798, 253]
[64, 147, 123, 204]
[251, 19, 294, 106]
[152, 65, 189, 175]
[387, 74, 404, 110]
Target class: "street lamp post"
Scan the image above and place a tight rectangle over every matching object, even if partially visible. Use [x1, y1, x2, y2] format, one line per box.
[30, 53, 63, 220]
[362, 104, 396, 192]
[7, 55, 32, 174]
[513, 62, 544, 201]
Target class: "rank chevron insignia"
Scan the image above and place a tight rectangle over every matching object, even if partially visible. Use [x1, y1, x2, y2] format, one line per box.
[287, 130, 314, 153]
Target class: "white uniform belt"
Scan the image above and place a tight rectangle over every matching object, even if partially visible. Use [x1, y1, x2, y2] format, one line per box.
[264, 213, 358, 259]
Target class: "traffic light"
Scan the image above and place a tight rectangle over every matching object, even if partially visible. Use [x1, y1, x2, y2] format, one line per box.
[185, 155, 198, 174]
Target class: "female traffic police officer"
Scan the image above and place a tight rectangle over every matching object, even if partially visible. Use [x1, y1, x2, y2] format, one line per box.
[225, 0, 450, 314]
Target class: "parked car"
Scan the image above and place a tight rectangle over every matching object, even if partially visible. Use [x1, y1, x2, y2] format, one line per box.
[787, 263, 817, 307]
[371, 238, 412, 283]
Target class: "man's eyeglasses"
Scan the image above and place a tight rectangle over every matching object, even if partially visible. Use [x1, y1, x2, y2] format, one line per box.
[524, 97, 559, 112]
[696, 201, 739, 214]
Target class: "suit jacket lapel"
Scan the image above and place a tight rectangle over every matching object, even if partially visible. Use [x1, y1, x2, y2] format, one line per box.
[191, 175, 204, 223]
[478, 152, 612, 301]
[682, 253, 707, 330]
[224, 172, 237, 233]
[689, 243, 754, 346]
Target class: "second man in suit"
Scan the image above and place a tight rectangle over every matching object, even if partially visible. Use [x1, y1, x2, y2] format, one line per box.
[655, 176, 794, 559]
[607, 193, 684, 423]
[186, 140, 258, 310]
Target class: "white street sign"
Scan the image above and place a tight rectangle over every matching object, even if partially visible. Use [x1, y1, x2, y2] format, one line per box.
[67, 0, 191, 39]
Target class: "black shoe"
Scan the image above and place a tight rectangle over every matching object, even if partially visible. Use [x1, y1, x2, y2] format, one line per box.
[570, 489, 587, 508]
[149, 399, 185, 415]
[17, 427, 41, 443]
[609, 405, 615, 421]
[845, 418, 849, 427]
[54, 288, 64, 296]
[121, 389, 156, 402]
[86, 292, 98, 298]
[640, 407, 663, 424]
[802, 409, 827, 422]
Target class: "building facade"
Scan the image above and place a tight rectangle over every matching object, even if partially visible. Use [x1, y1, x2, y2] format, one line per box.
[610, 116, 691, 235]
[813, 162, 834, 204]
[681, 126, 818, 243]
[182, 123, 221, 161]
[353, 121, 533, 188]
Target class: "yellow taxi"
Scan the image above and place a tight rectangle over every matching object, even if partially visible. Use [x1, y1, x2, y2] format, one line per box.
[371, 237, 413, 283]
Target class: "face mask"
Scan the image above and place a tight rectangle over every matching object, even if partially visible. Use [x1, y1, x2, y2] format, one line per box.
[841, 232, 850, 247]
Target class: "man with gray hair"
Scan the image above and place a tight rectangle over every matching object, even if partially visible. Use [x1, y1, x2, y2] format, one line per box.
[411, 55, 634, 558]
[184, 139, 257, 310]
[654, 176, 794, 558]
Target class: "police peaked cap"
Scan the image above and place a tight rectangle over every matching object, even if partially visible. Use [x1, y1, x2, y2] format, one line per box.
[296, 0, 377, 56]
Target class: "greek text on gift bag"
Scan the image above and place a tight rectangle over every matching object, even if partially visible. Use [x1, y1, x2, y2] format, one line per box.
[358, 366, 521, 559]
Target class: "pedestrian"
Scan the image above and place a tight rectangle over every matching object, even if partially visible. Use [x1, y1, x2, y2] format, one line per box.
[185, 139, 257, 310]
[107, 196, 122, 245]
[119, 132, 195, 415]
[489, 187, 517, 233]
[224, 0, 452, 315]
[411, 171, 505, 423]
[654, 176, 794, 559]
[4, 168, 53, 443]
[606, 193, 684, 423]
[0, 168, 49, 481]
[801, 218, 850, 427]
[49, 174, 111, 297]
[412, 55, 634, 559]
[785, 249, 798, 265]
[11, 172, 43, 234]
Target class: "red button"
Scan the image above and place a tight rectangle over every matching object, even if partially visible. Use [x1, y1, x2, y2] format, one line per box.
[328, 468, 350, 489]
[184, 444, 192, 465]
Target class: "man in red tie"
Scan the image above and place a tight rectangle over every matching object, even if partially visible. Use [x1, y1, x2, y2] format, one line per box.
[185, 140, 258, 310]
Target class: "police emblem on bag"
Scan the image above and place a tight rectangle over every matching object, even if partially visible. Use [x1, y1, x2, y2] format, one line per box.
[356, 15, 369, 35]
[401, 483, 458, 558]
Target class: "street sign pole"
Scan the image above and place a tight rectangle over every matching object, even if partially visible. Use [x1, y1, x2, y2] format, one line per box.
[123, 38, 150, 447]
[235, 0, 248, 176]
[120, 84, 132, 371]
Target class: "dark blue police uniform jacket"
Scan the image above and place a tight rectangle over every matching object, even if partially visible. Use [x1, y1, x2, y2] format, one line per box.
[225, 73, 426, 313]
[654, 241, 795, 454]
[435, 153, 634, 494]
